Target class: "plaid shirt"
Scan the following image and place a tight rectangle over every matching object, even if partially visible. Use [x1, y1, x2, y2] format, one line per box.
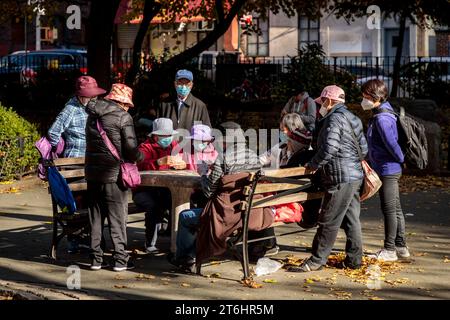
[48, 97, 88, 158]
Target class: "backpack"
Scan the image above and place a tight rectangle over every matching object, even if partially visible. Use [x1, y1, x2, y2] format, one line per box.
[47, 166, 77, 214]
[376, 107, 428, 170]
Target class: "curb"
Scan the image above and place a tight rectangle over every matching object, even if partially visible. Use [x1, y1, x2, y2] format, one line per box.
[0, 283, 46, 300]
[0, 175, 46, 193]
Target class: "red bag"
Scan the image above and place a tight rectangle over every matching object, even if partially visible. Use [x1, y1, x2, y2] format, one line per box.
[273, 202, 303, 223]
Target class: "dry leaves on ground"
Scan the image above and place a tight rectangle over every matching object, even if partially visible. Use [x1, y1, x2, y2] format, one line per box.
[240, 278, 263, 289]
[0, 187, 21, 194]
[263, 279, 277, 283]
[113, 285, 128, 289]
[181, 283, 191, 288]
[399, 175, 450, 193]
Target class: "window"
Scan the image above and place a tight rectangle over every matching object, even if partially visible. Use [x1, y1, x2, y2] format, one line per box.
[246, 16, 269, 57]
[298, 15, 320, 49]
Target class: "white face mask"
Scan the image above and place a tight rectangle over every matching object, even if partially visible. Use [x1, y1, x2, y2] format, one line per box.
[361, 98, 375, 110]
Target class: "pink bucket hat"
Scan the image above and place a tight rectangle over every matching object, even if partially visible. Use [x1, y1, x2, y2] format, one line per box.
[186, 124, 214, 141]
[105, 83, 134, 107]
[75, 76, 106, 97]
[314, 85, 346, 104]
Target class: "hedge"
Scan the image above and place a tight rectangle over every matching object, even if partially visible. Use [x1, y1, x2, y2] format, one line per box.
[0, 104, 40, 181]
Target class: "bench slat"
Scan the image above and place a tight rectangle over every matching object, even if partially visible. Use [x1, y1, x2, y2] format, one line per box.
[251, 192, 324, 208]
[262, 167, 314, 178]
[253, 180, 310, 194]
[59, 169, 85, 179]
[52, 157, 86, 166]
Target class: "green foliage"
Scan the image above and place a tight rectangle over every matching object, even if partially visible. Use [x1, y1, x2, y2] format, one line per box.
[0, 104, 40, 181]
[271, 43, 360, 104]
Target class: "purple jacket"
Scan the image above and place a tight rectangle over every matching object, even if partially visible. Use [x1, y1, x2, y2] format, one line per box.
[35, 136, 65, 180]
[367, 102, 404, 176]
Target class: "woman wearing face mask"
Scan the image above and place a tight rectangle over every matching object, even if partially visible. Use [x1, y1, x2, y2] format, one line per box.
[252, 113, 312, 260]
[132, 118, 187, 254]
[361, 79, 409, 262]
[182, 124, 218, 209]
[288, 85, 368, 273]
[260, 113, 312, 169]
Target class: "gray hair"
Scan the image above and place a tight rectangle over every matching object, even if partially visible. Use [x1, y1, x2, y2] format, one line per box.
[281, 113, 306, 132]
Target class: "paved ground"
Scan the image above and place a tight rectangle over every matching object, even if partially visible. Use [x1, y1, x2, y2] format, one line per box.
[0, 178, 449, 300]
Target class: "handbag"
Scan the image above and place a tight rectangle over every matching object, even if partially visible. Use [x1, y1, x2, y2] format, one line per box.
[344, 114, 382, 201]
[96, 120, 141, 188]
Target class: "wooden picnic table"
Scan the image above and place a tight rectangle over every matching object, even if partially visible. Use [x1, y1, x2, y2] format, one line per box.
[139, 170, 201, 253]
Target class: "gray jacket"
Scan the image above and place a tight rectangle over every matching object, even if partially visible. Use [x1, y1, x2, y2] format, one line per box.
[308, 104, 368, 187]
[157, 93, 211, 132]
[282, 92, 317, 132]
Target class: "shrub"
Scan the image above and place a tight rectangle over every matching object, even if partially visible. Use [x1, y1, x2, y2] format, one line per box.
[272, 44, 361, 104]
[0, 104, 40, 181]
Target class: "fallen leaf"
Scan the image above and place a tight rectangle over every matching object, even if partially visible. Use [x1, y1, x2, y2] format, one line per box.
[241, 278, 263, 289]
[114, 275, 126, 280]
[369, 296, 384, 300]
[210, 273, 221, 278]
[135, 274, 155, 280]
[181, 283, 191, 287]
[263, 279, 277, 283]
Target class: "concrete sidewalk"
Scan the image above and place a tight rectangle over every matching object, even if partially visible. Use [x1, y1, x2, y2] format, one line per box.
[0, 179, 449, 300]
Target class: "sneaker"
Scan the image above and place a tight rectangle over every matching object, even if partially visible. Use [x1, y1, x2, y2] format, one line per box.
[90, 260, 109, 271]
[145, 246, 159, 253]
[368, 249, 398, 262]
[263, 245, 280, 257]
[396, 246, 411, 258]
[287, 257, 323, 272]
[113, 261, 135, 272]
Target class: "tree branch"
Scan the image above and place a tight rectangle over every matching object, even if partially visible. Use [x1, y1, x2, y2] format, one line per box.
[125, 0, 161, 85]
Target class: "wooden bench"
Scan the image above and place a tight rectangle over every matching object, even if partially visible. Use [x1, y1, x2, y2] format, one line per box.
[43, 157, 144, 260]
[196, 166, 324, 280]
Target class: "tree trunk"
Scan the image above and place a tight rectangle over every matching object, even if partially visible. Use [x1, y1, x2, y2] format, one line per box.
[125, 0, 160, 86]
[390, 13, 407, 98]
[86, 0, 121, 90]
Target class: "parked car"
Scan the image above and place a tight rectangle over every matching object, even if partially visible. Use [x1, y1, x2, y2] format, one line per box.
[0, 49, 87, 84]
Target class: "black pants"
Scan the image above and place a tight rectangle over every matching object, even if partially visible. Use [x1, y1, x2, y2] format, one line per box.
[379, 173, 406, 250]
[87, 181, 129, 267]
[310, 180, 363, 267]
[132, 187, 171, 247]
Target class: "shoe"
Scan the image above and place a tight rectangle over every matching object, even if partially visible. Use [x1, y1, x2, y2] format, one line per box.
[263, 245, 280, 257]
[337, 259, 361, 270]
[113, 261, 135, 272]
[396, 246, 411, 258]
[287, 258, 323, 272]
[168, 254, 196, 273]
[90, 260, 109, 271]
[368, 249, 398, 262]
[145, 246, 159, 253]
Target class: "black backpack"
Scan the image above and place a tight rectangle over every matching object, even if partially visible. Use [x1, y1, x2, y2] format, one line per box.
[376, 107, 428, 170]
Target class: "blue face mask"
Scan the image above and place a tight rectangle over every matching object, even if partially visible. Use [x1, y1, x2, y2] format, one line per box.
[193, 142, 208, 152]
[157, 136, 173, 149]
[176, 85, 191, 97]
[280, 131, 288, 143]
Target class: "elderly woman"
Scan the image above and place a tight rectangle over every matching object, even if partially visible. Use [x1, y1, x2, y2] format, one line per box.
[361, 79, 408, 262]
[250, 113, 313, 259]
[85, 83, 142, 272]
[260, 113, 312, 169]
[289, 85, 368, 272]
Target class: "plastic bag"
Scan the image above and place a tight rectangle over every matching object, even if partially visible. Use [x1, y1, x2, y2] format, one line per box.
[254, 257, 282, 277]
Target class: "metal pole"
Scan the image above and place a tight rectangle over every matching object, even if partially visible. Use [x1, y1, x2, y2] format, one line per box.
[36, 13, 41, 51]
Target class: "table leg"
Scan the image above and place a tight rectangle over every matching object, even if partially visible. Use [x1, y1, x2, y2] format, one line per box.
[169, 187, 192, 253]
